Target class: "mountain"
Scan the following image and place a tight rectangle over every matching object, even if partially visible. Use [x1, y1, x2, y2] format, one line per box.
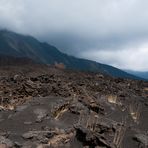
[0, 55, 37, 66]
[0, 29, 142, 80]
[126, 70, 148, 80]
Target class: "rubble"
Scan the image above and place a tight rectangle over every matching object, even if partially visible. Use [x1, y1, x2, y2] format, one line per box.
[0, 66, 147, 147]
[134, 133, 148, 147]
[0, 136, 14, 147]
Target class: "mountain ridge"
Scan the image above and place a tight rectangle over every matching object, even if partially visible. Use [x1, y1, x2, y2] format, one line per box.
[125, 70, 148, 80]
[0, 29, 144, 80]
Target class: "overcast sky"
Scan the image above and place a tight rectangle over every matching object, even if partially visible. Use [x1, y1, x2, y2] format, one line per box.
[0, 0, 148, 71]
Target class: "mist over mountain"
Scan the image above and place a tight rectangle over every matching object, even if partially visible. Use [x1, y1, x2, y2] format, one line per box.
[126, 70, 148, 80]
[1, 0, 148, 71]
[0, 29, 142, 80]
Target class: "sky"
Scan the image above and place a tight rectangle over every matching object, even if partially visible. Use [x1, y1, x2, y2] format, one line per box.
[0, 0, 148, 71]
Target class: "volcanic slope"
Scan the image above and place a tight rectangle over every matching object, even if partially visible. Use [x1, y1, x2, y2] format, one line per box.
[0, 29, 142, 80]
[0, 61, 147, 148]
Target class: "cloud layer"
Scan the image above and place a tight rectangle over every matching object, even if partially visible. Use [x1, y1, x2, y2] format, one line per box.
[0, 0, 148, 71]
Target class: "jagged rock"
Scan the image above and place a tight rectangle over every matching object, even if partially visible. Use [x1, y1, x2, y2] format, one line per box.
[22, 130, 55, 142]
[75, 125, 113, 148]
[33, 108, 48, 122]
[134, 133, 148, 146]
[14, 142, 22, 148]
[0, 136, 14, 147]
[22, 132, 35, 139]
[69, 101, 89, 115]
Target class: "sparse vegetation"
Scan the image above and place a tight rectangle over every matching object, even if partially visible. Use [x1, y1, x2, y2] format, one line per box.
[107, 95, 118, 104]
[52, 102, 70, 120]
[113, 118, 127, 148]
[129, 102, 141, 123]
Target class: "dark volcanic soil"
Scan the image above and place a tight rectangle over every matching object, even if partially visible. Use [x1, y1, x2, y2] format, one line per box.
[0, 64, 148, 148]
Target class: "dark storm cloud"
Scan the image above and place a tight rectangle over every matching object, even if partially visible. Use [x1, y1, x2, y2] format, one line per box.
[0, 0, 148, 71]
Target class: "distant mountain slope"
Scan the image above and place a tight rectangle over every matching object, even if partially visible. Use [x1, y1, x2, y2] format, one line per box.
[0, 30, 142, 80]
[126, 70, 148, 80]
[0, 55, 37, 66]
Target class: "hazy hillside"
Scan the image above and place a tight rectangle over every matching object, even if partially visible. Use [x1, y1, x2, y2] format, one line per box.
[0, 30, 142, 80]
[126, 70, 148, 80]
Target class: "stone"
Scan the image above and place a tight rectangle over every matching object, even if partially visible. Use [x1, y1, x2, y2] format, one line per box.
[34, 108, 48, 122]
[134, 133, 148, 146]
[0, 136, 14, 147]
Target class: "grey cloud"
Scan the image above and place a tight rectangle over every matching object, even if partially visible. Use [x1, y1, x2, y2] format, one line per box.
[0, 0, 148, 71]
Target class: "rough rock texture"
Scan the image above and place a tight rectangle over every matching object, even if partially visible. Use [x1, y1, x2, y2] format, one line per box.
[134, 133, 148, 147]
[0, 65, 147, 148]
